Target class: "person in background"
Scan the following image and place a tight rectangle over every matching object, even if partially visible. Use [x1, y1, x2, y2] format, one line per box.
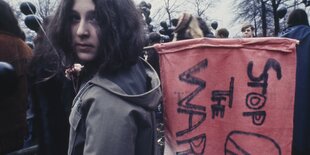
[173, 13, 204, 41]
[29, 16, 75, 155]
[44, 0, 162, 154]
[241, 24, 255, 38]
[279, 9, 310, 155]
[0, 0, 32, 153]
[144, 32, 161, 76]
[144, 31, 164, 154]
[216, 28, 229, 38]
[197, 17, 215, 38]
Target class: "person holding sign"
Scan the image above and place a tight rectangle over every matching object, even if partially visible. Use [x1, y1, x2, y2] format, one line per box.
[279, 9, 310, 155]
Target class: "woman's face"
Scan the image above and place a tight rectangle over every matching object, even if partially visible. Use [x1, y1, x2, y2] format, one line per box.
[71, 0, 100, 63]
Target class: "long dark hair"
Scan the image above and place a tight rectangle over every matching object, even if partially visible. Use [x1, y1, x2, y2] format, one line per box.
[0, 0, 25, 40]
[47, 0, 146, 76]
[29, 16, 62, 82]
[287, 9, 309, 28]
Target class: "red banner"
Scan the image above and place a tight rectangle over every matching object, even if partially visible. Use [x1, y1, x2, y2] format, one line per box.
[155, 37, 297, 155]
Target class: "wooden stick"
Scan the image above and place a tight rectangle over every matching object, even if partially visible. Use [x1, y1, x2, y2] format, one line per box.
[143, 45, 155, 50]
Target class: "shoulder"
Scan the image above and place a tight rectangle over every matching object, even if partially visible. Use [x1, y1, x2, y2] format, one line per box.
[0, 32, 32, 58]
[280, 25, 310, 41]
[72, 84, 149, 128]
[93, 59, 160, 93]
[79, 82, 145, 113]
[0, 31, 22, 43]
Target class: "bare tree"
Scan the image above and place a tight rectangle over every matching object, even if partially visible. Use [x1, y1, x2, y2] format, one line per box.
[187, 0, 216, 17]
[2, 0, 58, 42]
[34, 0, 59, 19]
[258, 0, 269, 36]
[162, 0, 185, 25]
[233, 0, 261, 36]
[3, 0, 58, 19]
[234, 0, 296, 36]
[268, 0, 292, 36]
[150, 6, 165, 27]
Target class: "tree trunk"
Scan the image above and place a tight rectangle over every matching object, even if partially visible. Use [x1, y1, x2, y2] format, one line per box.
[261, 0, 267, 36]
[271, 0, 280, 36]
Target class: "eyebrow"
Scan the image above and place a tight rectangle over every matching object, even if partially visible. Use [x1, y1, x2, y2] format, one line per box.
[70, 10, 96, 16]
[86, 11, 96, 17]
[70, 10, 79, 17]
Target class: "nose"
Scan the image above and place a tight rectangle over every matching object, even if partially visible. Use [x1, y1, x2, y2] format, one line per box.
[76, 20, 89, 38]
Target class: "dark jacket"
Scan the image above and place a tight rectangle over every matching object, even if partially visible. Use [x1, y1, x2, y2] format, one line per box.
[31, 73, 75, 155]
[29, 25, 76, 154]
[279, 25, 310, 154]
[68, 59, 162, 155]
[0, 31, 32, 154]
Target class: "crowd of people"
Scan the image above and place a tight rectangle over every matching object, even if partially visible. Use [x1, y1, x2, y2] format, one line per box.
[0, 0, 310, 154]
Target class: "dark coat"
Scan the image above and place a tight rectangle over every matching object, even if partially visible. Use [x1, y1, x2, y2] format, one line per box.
[0, 31, 32, 154]
[31, 73, 75, 155]
[280, 25, 310, 154]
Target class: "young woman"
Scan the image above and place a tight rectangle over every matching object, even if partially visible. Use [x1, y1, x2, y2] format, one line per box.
[45, 0, 162, 154]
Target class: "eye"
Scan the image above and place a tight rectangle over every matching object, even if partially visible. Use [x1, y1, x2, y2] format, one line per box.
[71, 13, 80, 23]
[89, 16, 97, 23]
[87, 12, 98, 24]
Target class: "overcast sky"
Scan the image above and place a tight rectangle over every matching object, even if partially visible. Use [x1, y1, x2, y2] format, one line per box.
[205, 1, 241, 37]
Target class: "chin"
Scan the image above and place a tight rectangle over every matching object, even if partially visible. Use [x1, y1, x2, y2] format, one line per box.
[80, 58, 94, 62]
[77, 54, 96, 62]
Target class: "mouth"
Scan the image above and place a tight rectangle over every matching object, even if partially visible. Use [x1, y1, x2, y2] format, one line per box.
[75, 43, 94, 51]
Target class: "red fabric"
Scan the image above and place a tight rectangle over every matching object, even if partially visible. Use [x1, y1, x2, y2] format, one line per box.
[155, 37, 297, 155]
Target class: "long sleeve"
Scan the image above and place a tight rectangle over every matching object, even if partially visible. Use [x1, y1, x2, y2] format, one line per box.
[83, 96, 137, 155]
